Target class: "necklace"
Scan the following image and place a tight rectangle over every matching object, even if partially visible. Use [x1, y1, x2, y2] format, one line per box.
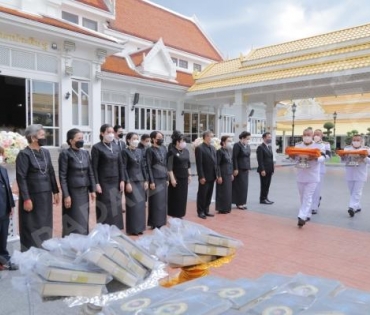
[153, 146, 165, 163]
[71, 148, 84, 164]
[128, 147, 140, 164]
[103, 142, 113, 154]
[29, 147, 48, 175]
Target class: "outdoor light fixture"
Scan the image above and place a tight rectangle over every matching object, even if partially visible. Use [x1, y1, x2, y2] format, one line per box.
[65, 92, 71, 100]
[291, 103, 297, 146]
[181, 111, 184, 116]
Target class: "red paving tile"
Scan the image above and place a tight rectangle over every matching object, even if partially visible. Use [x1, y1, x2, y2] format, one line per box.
[48, 199, 370, 291]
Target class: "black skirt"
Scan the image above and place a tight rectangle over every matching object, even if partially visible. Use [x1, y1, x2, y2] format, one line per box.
[216, 175, 232, 213]
[62, 187, 90, 237]
[18, 191, 53, 252]
[125, 181, 146, 235]
[96, 177, 124, 230]
[232, 170, 249, 205]
[168, 178, 188, 218]
[148, 178, 168, 228]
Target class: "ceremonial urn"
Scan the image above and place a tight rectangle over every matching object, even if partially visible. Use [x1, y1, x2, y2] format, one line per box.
[296, 155, 310, 169]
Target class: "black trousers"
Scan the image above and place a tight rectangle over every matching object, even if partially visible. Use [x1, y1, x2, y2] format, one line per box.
[0, 218, 10, 265]
[259, 172, 272, 201]
[197, 180, 214, 215]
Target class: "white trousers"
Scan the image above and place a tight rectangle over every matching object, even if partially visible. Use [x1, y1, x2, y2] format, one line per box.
[312, 173, 324, 210]
[347, 180, 364, 210]
[297, 182, 318, 220]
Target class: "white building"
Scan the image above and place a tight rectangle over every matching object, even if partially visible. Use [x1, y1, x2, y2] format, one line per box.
[0, 0, 236, 147]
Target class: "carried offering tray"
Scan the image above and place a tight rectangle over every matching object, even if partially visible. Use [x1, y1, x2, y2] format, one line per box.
[336, 149, 368, 166]
[285, 147, 321, 158]
[285, 147, 321, 168]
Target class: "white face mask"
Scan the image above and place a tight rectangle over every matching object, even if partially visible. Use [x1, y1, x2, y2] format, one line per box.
[210, 137, 216, 145]
[179, 141, 187, 149]
[352, 141, 361, 148]
[104, 133, 114, 142]
[226, 142, 233, 149]
[131, 139, 139, 148]
[145, 142, 151, 148]
[0, 156, 3, 164]
[303, 136, 312, 144]
[313, 135, 321, 142]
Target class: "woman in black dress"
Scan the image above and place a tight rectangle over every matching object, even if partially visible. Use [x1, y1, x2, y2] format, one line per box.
[122, 132, 148, 235]
[232, 131, 251, 210]
[147, 131, 168, 229]
[58, 128, 96, 236]
[167, 133, 191, 218]
[91, 124, 125, 230]
[16, 124, 59, 251]
[216, 136, 234, 214]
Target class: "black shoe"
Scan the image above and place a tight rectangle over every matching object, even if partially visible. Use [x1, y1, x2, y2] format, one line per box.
[198, 214, 206, 219]
[237, 205, 247, 210]
[205, 213, 214, 217]
[355, 208, 361, 213]
[312, 209, 318, 215]
[266, 199, 274, 204]
[348, 208, 355, 217]
[297, 217, 306, 227]
[260, 200, 273, 205]
[305, 217, 311, 222]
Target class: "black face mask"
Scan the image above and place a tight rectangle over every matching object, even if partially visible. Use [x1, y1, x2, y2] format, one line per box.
[118, 133, 124, 139]
[156, 139, 164, 146]
[75, 140, 84, 148]
[37, 138, 47, 146]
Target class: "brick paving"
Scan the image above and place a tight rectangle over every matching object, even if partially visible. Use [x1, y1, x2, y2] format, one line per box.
[6, 162, 370, 298]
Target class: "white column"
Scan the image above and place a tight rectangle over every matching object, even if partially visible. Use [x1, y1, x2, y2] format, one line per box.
[91, 62, 102, 144]
[59, 56, 73, 146]
[233, 90, 248, 141]
[265, 95, 277, 159]
[127, 92, 136, 132]
[176, 98, 185, 132]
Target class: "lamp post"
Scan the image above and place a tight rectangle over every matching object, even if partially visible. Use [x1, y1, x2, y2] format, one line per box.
[333, 111, 337, 149]
[291, 103, 297, 146]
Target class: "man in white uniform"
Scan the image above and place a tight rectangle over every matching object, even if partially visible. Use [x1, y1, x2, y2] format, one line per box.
[290, 129, 325, 227]
[342, 134, 370, 217]
[311, 129, 331, 215]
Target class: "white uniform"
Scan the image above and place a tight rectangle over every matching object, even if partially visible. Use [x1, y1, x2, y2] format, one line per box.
[312, 141, 331, 212]
[294, 141, 325, 220]
[343, 145, 370, 211]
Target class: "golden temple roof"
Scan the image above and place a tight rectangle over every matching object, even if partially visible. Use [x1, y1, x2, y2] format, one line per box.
[245, 23, 370, 61]
[188, 54, 370, 92]
[189, 22, 370, 93]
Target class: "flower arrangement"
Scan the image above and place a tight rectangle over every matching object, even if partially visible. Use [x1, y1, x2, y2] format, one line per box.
[192, 136, 221, 151]
[0, 131, 28, 164]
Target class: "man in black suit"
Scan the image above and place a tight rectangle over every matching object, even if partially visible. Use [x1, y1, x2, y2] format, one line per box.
[195, 131, 217, 219]
[113, 124, 126, 151]
[257, 132, 275, 204]
[0, 147, 16, 270]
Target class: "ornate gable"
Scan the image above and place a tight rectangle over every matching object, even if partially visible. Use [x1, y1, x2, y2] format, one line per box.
[133, 39, 177, 81]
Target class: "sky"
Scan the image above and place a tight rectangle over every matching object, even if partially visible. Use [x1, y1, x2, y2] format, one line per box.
[149, 0, 370, 59]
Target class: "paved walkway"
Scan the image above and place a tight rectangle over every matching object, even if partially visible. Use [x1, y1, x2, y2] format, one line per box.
[2, 161, 370, 314]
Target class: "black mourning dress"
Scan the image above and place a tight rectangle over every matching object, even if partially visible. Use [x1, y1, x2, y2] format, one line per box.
[216, 148, 233, 213]
[91, 141, 125, 230]
[122, 147, 147, 235]
[58, 148, 96, 236]
[232, 142, 251, 206]
[167, 146, 190, 218]
[16, 147, 59, 251]
[146, 145, 168, 228]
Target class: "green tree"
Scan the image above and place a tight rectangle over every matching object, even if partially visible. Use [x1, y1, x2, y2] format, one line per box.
[345, 130, 359, 145]
[323, 122, 334, 137]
